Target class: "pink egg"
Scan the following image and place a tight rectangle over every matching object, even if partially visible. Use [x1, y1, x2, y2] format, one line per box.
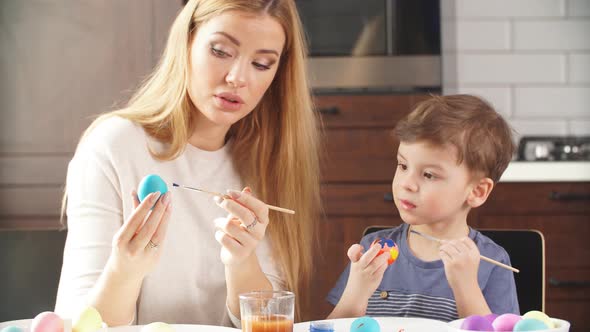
[460, 315, 494, 331]
[492, 313, 521, 331]
[484, 314, 499, 325]
[31, 312, 64, 332]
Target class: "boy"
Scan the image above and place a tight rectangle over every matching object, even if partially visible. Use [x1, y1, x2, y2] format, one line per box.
[326, 95, 519, 322]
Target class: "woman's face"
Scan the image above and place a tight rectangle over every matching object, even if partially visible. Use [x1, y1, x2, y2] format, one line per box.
[188, 11, 285, 129]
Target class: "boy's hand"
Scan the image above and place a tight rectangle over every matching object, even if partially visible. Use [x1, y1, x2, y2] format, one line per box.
[347, 243, 390, 298]
[335, 243, 389, 316]
[439, 237, 480, 291]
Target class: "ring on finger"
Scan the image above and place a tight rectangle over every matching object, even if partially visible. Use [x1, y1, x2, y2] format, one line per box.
[147, 240, 159, 250]
[245, 217, 258, 230]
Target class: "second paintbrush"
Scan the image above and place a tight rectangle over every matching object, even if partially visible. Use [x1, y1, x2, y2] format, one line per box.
[410, 229, 519, 273]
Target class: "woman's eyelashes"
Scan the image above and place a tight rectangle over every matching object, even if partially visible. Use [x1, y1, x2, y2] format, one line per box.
[210, 46, 232, 58]
[397, 162, 407, 171]
[253, 62, 272, 71]
[210, 45, 274, 71]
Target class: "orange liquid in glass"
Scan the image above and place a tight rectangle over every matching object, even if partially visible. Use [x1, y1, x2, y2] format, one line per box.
[242, 315, 293, 332]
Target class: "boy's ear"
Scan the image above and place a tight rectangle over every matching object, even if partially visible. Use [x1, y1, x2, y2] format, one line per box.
[467, 177, 494, 208]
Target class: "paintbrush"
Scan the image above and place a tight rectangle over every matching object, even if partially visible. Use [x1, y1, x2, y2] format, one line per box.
[410, 229, 519, 273]
[172, 183, 295, 215]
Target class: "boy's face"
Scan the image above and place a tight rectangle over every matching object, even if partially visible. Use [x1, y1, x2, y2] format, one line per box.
[392, 141, 476, 227]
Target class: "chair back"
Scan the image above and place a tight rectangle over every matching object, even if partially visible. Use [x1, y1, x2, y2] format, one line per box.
[479, 229, 545, 313]
[362, 226, 545, 313]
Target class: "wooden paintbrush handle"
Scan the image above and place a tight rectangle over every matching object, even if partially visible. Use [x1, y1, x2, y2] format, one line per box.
[480, 255, 520, 273]
[225, 195, 295, 215]
[266, 204, 295, 214]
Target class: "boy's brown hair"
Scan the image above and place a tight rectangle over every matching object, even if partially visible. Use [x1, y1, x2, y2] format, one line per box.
[393, 94, 515, 183]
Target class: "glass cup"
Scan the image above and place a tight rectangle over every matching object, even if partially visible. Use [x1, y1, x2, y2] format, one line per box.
[239, 291, 295, 332]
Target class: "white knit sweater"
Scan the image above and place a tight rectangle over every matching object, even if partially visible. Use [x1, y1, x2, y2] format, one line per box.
[55, 117, 283, 326]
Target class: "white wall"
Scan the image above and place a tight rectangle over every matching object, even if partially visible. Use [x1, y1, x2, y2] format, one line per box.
[441, 0, 590, 140]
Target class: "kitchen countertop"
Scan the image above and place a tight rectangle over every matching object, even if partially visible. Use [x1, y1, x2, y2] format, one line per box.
[500, 161, 590, 182]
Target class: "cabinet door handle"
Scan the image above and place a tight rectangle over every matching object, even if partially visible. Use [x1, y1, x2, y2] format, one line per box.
[384, 193, 394, 202]
[549, 191, 590, 201]
[549, 277, 590, 287]
[317, 107, 340, 115]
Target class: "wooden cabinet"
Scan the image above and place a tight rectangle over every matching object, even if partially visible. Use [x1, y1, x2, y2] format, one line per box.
[0, 1, 182, 230]
[477, 183, 590, 331]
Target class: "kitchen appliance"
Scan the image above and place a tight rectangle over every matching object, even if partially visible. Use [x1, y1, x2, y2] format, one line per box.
[517, 136, 590, 161]
[295, 0, 441, 92]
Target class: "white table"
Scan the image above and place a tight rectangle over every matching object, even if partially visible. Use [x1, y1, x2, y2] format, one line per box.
[295, 317, 447, 332]
[0, 320, 240, 332]
[2, 317, 449, 332]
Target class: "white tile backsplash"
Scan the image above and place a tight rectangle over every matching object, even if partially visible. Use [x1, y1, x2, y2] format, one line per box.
[443, 0, 590, 138]
[457, 54, 565, 84]
[509, 120, 568, 143]
[515, 87, 590, 118]
[569, 53, 590, 83]
[569, 120, 590, 135]
[455, 21, 510, 50]
[568, 0, 590, 17]
[442, 51, 459, 86]
[455, 0, 565, 18]
[514, 21, 590, 50]
[456, 87, 512, 117]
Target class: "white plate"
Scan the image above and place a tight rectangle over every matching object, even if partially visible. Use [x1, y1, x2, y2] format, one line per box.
[0, 320, 239, 332]
[447, 318, 570, 332]
[109, 325, 239, 332]
[0, 319, 32, 330]
[295, 317, 447, 332]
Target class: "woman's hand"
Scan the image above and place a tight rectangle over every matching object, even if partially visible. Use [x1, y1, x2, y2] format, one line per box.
[86, 190, 172, 326]
[107, 190, 172, 279]
[214, 187, 269, 266]
[439, 237, 480, 291]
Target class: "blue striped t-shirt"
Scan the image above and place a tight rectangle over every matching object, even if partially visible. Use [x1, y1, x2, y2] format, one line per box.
[326, 224, 519, 321]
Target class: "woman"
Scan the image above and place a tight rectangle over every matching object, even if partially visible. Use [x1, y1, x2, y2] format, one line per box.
[55, 0, 320, 326]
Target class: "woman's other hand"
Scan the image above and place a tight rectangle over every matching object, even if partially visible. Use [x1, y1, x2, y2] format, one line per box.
[107, 190, 172, 279]
[214, 187, 269, 266]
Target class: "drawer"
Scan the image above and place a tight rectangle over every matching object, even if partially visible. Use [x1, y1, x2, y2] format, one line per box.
[481, 183, 590, 215]
[546, 299, 590, 331]
[321, 129, 397, 183]
[314, 94, 429, 128]
[546, 268, 590, 301]
[478, 215, 590, 270]
[322, 184, 398, 217]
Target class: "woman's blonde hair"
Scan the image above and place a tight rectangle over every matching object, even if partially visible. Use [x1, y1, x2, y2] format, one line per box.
[62, 0, 320, 320]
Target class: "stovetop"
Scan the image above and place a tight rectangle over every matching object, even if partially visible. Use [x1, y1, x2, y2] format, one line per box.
[517, 136, 590, 161]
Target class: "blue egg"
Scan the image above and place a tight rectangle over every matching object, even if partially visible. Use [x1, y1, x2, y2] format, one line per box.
[350, 317, 380, 332]
[513, 318, 549, 331]
[137, 174, 168, 204]
[1, 326, 24, 332]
